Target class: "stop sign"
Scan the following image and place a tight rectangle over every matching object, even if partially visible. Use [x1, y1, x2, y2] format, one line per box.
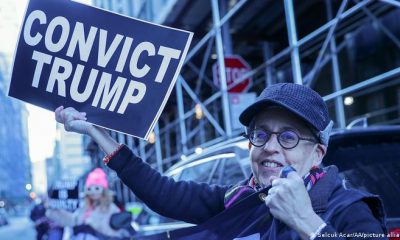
[212, 55, 252, 93]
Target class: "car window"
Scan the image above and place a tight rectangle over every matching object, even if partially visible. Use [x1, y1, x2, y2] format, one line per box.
[328, 142, 400, 218]
[221, 158, 247, 185]
[178, 160, 216, 183]
[209, 157, 246, 186]
[235, 145, 251, 178]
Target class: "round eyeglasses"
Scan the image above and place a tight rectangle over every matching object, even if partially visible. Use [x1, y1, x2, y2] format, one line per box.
[85, 185, 104, 195]
[243, 129, 317, 149]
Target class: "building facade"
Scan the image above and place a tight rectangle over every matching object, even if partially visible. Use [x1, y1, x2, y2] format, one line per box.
[55, 124, 91, 180]
[0, 53, 32, 205]
[45, 140, 62, 188]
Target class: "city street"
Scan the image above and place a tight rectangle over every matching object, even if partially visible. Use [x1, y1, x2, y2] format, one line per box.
[0, 216, 36, 240]
[0, 0, 399, 239]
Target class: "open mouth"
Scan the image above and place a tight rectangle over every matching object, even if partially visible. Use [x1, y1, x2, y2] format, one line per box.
[260, 160, 283, 168]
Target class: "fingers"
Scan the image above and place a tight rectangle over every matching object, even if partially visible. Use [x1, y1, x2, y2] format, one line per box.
[59, 107, 87, 120]
[64, 108, 85, 122]
[279, 165, 297, 178]
[71, 110, 87, 121]
[55, 106, 64, 123]
[264, 187, 280, 205]
[55, 106, 88, 131]
[286, 170, 303, 182]
[55, 106, 64, 113]
[78, 112, 87, 121]
[264, 194, 272, 205]
[266, 172, 301, 202]
[269, 176, 279, 184]
[268, 186, 278, 196]
[269, 172, 303, 192]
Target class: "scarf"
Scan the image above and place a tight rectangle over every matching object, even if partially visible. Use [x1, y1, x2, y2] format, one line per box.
[224, 166, 326, 209]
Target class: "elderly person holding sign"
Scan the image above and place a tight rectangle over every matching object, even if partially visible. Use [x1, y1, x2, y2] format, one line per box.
[55, 83, 387, 239]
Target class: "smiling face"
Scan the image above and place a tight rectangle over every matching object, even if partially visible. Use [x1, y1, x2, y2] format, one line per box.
[249, 107, 326, 188]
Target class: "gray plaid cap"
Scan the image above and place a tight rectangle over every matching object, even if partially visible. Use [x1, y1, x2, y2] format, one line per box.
[239, 83, 333, 145]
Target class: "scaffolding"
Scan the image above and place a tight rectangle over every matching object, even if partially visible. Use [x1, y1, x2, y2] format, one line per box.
[94, 0, 400, 175]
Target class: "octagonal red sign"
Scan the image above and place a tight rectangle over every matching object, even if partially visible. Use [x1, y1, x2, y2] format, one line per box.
[212, 55, 252, 93]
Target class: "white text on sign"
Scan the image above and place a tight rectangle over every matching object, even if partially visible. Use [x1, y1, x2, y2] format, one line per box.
[23, 10, 182, 114]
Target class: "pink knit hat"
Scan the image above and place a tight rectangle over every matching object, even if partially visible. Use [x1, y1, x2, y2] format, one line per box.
[85, 168, 108, 189]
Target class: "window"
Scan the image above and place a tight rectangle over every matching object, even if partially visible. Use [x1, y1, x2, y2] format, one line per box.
[220, 158, 246, 185]
[208, 157, 246, 186]
[179, 161, 216, 183]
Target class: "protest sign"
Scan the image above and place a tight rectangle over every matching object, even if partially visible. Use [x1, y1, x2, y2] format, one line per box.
[9, 0, 193, 139]
[48, 180, 80, 211]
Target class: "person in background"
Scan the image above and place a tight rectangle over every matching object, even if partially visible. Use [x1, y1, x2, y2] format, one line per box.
[55, 83, 387, 239]
[46, 168, 125, 239]
[30, 194, 64, 240]
[30, 196, 49, 240]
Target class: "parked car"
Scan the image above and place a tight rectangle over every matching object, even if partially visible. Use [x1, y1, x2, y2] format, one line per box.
[133, 126, 400, 236]
[323, 125, 400, 234]
[166, 137, 251, 185]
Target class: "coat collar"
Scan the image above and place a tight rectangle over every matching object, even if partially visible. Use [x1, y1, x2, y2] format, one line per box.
[309, 165, 340, 213]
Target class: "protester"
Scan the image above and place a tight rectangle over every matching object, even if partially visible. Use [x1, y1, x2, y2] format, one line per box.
[46, 168, 125, 239]
[30, 195, 63, 240]
[30, 197, 49, 240]
[55, 83, 387, 239]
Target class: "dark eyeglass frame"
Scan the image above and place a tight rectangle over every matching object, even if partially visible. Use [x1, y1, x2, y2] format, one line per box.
[85, 185, 104, 194]
[242, 128, 317, 149]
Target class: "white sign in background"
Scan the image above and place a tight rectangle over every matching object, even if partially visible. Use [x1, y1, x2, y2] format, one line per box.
[229, 92, 257, 130]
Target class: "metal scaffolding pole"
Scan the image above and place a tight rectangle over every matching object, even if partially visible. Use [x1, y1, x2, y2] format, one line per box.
[262, 42, 275, 86]
[326, 0, 346, 129]
[238, 0, 370, 86]
[323, 66, 400, 101]
[187, 62, 216, 89]
[299, 0, 370, 47]
[305, 0, 348, 87]
[144, 0, 398, 163]
[139, 139, 146, 162]
[185, 0, 247, 63]
[165, 128, 171, 160]
[357, 0, 400, 49]
[381, 0, 400, 8]
[194, 39, 214, 94]
[211, 0, 232, 137]
[154, 123, 163, 173]
[220, 0, 233, 55]
[176, 76, 188, 153]
[283, 0, 302, 84]
[181, 79, 225, 135]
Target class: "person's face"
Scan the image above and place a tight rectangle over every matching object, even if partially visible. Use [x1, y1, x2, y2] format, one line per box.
[249, 107, 326, 188]
[85, 185, 104, 200]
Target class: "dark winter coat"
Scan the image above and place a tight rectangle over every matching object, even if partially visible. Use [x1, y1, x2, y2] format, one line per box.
[108, 145, 387, 239]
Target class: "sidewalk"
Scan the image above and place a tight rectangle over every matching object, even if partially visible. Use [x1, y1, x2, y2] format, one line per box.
[0, 216, 35, 240]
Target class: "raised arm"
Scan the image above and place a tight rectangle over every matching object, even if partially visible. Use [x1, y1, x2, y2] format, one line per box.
[54, 106, 229, 224]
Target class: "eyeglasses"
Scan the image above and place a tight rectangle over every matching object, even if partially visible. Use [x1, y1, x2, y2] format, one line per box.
[85, 185, 104, 195]
[243, 129, 317, 149]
